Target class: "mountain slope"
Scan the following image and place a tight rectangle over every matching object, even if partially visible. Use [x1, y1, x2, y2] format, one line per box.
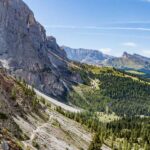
[0, 68, 92, 150]
[0, 0, 82, 100]
[0, 68, 46, 149]
[68, 63, 150, 116]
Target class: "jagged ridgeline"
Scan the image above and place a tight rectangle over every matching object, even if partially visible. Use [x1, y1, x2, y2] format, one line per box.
[64, 46, 150, 78]
[68, 62, 150, 116]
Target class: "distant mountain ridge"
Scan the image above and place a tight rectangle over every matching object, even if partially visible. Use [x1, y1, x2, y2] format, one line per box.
[63, 46, 150, 74]
[104, 52, 150, 71]
[63, 46, 113, 65]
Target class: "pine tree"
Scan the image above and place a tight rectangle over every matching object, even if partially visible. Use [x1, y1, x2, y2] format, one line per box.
[88, 133, 102, 150]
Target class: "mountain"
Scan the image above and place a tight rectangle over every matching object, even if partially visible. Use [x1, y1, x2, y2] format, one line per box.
[0, 0, 82, 100]
[0, 0, 150, 149]
[104, 52, 150, 71]
[0, 2, 93, 148]
[0, 63, 149, 150]
[63, 47, 150, 75]
[63, 46, 112, 65]
[0, 68, 92, 150]
[0, 0, 150, 116]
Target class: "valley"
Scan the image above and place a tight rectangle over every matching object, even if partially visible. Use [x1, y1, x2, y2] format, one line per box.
[0, 0, 149, 150]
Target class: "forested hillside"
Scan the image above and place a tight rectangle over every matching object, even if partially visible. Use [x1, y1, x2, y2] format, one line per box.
[57, 107, 150, 150]
[68, 63, 150, 116]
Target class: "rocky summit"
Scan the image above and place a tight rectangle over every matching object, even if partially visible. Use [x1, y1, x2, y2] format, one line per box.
[0, 0, 81, 100]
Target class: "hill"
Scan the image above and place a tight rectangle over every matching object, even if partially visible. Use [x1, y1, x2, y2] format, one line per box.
[0, 0, 82, 101]
[67, 63, 150, 116]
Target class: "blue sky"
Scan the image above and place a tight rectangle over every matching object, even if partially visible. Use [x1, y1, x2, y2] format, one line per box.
[23, 0, 150, 57]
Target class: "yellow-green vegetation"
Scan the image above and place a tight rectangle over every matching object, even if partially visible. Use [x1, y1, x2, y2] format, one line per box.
[11, 87, 17, 100]
[51, 119, 61, 127]
[68, 63, 150, 149]
[126, 70, 145, 75]
[69, 63, 150, 116]
[97, 112, 120, 123]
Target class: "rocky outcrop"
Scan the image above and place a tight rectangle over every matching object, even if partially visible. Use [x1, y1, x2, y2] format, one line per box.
[0, 0, 81, 100]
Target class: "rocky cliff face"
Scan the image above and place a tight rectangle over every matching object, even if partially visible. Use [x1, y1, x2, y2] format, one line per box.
[0, 0, 81, 100]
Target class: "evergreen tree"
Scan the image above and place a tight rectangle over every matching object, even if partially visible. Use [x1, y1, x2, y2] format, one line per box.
[88, 133, 102, 150]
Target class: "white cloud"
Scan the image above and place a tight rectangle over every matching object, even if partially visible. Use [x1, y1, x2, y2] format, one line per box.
[45, 25, 150, 32]
[122, 42, 137, 48]
[141, 50, 150, 57]
[100, 48, 112, 54]
[142, 0, 150, 2]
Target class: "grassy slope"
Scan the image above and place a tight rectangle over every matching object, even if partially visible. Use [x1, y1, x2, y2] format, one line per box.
[68, 63, 150, 116]
[124, 69, 150, 81]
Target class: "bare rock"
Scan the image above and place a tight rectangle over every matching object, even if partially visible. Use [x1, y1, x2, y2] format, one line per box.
[0, 0, 81, 100]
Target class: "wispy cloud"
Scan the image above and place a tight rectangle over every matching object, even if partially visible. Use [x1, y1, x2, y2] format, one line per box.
[141, 50, 150, 57]
[45, 25, 77, 29]
[142, 0, 150, 2]
[122, 42, 137, 48]
[110, 21, 150, 24]
[100, 48, 112, 55]
[45, 25, 150, 32]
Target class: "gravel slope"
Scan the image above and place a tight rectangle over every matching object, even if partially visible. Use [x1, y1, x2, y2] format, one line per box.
[34, 88, 81, 113]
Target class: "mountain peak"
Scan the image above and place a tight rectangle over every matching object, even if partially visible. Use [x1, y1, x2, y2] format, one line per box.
[122, 52, 131, 58]
[0, 0, 81, 99]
